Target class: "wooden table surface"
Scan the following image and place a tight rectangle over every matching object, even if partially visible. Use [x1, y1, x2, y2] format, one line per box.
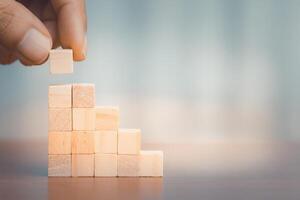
[0, 139, 300, 200]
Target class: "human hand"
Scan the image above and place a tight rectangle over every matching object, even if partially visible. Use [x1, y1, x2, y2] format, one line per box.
[0, 0, 87, 66]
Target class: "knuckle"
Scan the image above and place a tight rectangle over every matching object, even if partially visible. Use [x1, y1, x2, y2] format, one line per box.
[0, 0, 12, 9]
[0, 0, 16, 35]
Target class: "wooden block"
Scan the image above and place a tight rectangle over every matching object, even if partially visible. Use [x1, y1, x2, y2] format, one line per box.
[48, 155, 71, 177]
[95, 106, 119, 131]
[139, 151, 163, 177]
[72, 108, 95, 131]
[48, 84, 72, 108]
[72, 84, 95, 108]
[72, 154, 94, 177]
[117, 151, 163, 177]
[72, 131, 95, 154]
[117, 155, 139, 177]
[118, 129, 141, 155]
[95, 153, 117, 177]
[48, 132, 72, 154]
[48, 108, 72, 131]
[95, 131, 117, 154]
[49, 49, 73, 74]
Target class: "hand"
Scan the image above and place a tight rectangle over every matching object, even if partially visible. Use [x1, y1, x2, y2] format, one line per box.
[0, 0, 87, 66]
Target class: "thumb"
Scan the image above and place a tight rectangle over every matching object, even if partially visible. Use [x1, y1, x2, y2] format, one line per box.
[0, 0, 52, 65]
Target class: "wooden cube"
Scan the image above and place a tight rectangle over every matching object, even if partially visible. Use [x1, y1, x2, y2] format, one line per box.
[48, 155, 71, 177]
[95, 131, 117, 154]
[95, 153, 117, 177]
[118, 129, 141, 155]
[72, 131, 95, 154]
[72, 154, 94, 177]
[48, 84, 72, 108]
[72, 108, 95, 131]
[48, 132, 72, 154]
[95, 106, 119, 131]
[117, 155, 139, 177]
[72, 84, 95, 108]
[49, 49, 73, 74]
[139, 151, 163, 177]
[48, 108, 72, 131]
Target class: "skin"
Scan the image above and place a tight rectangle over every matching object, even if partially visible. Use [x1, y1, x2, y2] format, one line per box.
[0, 0, 87, 66]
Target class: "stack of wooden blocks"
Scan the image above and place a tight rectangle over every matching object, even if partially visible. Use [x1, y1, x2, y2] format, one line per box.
[48, 83, 163, 177]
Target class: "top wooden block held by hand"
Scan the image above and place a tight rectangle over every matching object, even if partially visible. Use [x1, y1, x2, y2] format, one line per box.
[49, 49, 73, 74]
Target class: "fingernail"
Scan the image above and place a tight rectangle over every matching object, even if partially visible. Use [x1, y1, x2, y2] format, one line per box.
[17, 28, 51, 64]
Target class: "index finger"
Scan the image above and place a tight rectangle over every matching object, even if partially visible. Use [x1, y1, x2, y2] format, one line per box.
[51, 0, 87, 61]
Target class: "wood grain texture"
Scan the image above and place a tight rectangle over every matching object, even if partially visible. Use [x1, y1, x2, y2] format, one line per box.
[118, 129, 141, 155]
[3, 140, 300, 200]
[95, 153, 117, 177]
[72, 131, 95, 154]
[72, 108, 95, 131]
[95, 131, 117, 154]
[72, 154, 94, 177]
[48, 108, 72, 131]
[48, 132, 72, 155]
[139, 151, 163, 177]
[49, 49, 73, 74]
[95, 106, 119, 131]
[48, 155, 71, 177]
[72, 84, 95, 108]
[117, 152, 163, 177]
[117, 155, 139, 177]
[48, 84, 72, 108]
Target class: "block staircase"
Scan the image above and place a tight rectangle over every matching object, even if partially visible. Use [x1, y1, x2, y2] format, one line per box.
[48, 83, 163, 177]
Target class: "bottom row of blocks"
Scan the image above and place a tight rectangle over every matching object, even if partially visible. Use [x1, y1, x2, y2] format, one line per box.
[48, 151, 163, 177]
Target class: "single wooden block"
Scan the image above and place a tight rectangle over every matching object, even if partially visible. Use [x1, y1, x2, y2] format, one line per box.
[48, 108, 72, 131]
[49, 49, 73, 74]
[95, 153, 117, 177]
[72, 154, 94, 177]
[48, 155, 71, 177]
[95, 131, 117, 154]
[72, 131, 95, 154]
[95, 106, 119, 131]
[48, 132, 72, 154]
[118, 129, 141, 155]
[117, 155, 139, 177]
[72, 84, 95, 108]
[48, 84, 72, 108]
[72, 108, 95, 131]
[139, 151, 163, 177]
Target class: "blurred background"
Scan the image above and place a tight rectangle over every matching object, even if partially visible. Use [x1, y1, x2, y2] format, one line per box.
[1, 0, 300, 177]
[1, 3, 300, 200]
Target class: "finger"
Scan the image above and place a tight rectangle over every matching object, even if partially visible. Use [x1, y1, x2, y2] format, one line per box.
[44, 20, 60, 48]
[0, 44, 17, 65]
[51, 0, 87, 61]
[41, 2, 60, 48]
[19, 56, 34, 66]
[0, 0, 52, 65]
[22, 0, 58, 46]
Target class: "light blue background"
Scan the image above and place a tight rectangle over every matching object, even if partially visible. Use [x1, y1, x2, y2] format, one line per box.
[0, 0, 300, 143]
